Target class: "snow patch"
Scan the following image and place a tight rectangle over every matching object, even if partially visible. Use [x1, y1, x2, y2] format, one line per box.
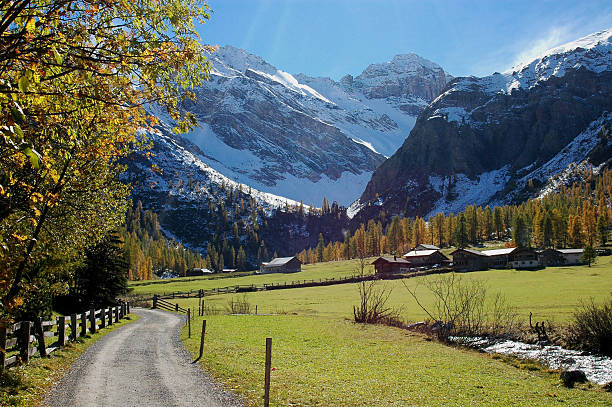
[426, 166, 511, 217]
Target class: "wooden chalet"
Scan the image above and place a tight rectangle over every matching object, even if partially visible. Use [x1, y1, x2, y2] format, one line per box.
[509, 248, 540, 269]
[372, 256, 412, 274]
[403, 249, 449, 267]
[539, 248, 584, 266]
[480, 248, 516, 268]
[451, 248, 488, 271]
[260, 256, 302, 274]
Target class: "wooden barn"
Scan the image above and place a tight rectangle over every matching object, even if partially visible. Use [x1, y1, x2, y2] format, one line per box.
[451, 248, 489, 271]
[260, 256, 302, 274]
[372, 256, 413, 274]
[403, 249, 449, 267]
[509, 248, 540, 269]
[481, 248, 516, 268]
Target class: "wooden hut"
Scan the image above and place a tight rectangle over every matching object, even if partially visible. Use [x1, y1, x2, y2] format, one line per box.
[260, 256, 302, 274]
[451, 248, 489, 271]
[372, 256, 412, 274]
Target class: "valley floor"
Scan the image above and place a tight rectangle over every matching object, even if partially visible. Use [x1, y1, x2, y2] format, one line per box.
[169, 256, 612, 406]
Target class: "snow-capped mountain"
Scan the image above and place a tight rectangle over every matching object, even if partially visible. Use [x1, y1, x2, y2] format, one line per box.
[148, 46, 451, 206]
[354, 29, 612, 220]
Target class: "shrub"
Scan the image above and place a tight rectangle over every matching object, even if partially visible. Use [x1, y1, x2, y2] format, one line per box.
[226, 295, 251, 314]
[353, 281, 401, 325]
[566, 298, 612, 356]
[405, 273, 520, 341]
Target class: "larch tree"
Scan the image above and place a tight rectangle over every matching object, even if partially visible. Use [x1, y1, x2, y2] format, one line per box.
[0, 0, 213, 318]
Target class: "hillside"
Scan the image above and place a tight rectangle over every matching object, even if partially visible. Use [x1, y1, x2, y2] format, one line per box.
[354, 29, 612, 220]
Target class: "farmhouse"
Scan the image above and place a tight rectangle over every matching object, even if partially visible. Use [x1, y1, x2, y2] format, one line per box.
[403, 249, 449, 267]
[556, 248, 584, 265]
[372, 256, 412, 274]
[451, 248, 488, 271]
[509, 248, 540, 269]
[260, 256, 302, 274]
[481, 248, 516, 268]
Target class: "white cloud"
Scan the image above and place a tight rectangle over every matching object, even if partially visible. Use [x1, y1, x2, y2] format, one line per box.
[511, 26, 570, 67]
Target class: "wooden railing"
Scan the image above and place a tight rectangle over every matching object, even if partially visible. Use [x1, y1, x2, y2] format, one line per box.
[0, 302, 130, 370]
[152, 296, 188, 314]
[132, 268, 452, 303]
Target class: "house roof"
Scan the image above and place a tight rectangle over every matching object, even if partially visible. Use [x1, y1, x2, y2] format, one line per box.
[451, 248, 487, 256]
[481, 248, 516, 256]
[557, 248, 584, 254]
[264, 256, 298, 267]
[404, 249, 438, 257]
[372, 256, 412, 265]
[415, 244, 440, 250]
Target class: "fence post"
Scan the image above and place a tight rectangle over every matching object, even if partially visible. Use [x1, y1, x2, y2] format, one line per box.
[108, 307, 113, 326]
[127, 302, 130, 314]
[175, 303, 178, 312]
[19, 321, 31, 364]
[35, 317, 47, 357]
[187, 308, 191, 338]
[100, 309, 106, 329]
[255, 305, 258, 315]
[264, 337, 272, 407]
[70, 314, 77, 341]
[0, 323, 7, 370]
[58, 316, 66, 347]
[80, 312, 87, 337]
[119, 303, 124, 319]
[198, 320, 206, 360]
[114, 306, 119, 323]
[89, 308, 96, 334]
[153, 294, 158, 309]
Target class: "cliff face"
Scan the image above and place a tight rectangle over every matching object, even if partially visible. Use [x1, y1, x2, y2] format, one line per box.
[353, 29, 612, 220]
[144, 46, 451, 206]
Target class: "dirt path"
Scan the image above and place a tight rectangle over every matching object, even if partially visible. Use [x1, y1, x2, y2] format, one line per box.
[44, 308, 244, 407]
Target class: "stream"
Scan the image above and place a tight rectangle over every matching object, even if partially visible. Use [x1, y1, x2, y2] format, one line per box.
[453, 337, 612, 385]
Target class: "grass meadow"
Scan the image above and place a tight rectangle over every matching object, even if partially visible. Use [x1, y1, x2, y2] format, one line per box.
[174, 256, 612, 406]
[128, 257, 377, 297]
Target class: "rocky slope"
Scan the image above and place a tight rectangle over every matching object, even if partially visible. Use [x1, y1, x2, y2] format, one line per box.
[353, 29, 612, 221]
[150, 46, 451, 206]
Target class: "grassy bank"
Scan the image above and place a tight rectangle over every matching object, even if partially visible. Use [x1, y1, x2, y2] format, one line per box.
[128, 257, 377, 297]
[175, 257, 612, 406]
[176, 256, 612, 323]
[182, 314, 610, 406]
[0, 314, 137, 407]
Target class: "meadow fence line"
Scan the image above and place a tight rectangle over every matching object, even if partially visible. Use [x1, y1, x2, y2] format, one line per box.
[129, 267, 452, 304]
[0, 302, 131, 370]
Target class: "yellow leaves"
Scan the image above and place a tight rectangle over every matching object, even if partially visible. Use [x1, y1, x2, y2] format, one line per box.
[26, 18, 36, 33]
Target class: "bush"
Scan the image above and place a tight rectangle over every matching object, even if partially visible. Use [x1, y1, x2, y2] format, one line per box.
[353, 281, 401, 325]
[405, 273, 520, 341]
[226, 295, 251, 314]
[566, 298, 612, 356]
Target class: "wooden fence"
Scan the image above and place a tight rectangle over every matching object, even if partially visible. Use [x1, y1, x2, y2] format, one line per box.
[0, 302, 130, 370]
[130, 267, 452, 303]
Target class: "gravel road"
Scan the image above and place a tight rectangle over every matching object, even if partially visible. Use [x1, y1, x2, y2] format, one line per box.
[44, 308, 244, 407]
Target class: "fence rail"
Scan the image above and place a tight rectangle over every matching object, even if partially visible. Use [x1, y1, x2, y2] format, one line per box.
[0, 302, 131, 370]
[131, 267, 452, 303]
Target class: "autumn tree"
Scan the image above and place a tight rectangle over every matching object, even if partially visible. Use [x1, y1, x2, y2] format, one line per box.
[0, 0, 213, 317]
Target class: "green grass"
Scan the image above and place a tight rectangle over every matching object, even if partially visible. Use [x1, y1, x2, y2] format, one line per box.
[182, 314, 611, 407]
[128, 257, 377, 297]
[0, 314, 137, 407]
[177, 256, 612, 323]
[174, 256, 612, 406]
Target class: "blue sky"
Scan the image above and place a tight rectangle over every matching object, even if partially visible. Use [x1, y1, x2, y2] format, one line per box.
[198, 0, 612, 79]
